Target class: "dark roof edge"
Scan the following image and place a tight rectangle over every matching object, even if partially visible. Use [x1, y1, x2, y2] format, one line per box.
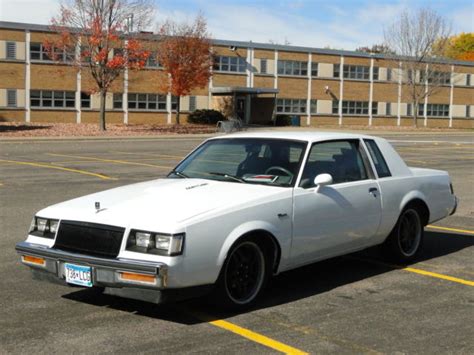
[1, 20, 473, 67]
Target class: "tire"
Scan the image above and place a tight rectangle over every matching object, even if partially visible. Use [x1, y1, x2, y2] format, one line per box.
[383, 207, 424, 263]
[214, 238, 270, 310]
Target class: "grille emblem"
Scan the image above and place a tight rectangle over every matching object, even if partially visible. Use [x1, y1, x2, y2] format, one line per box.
[95, 202, 100, 211]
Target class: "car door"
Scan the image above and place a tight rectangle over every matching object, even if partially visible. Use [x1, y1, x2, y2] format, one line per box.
[291, 139, 382, 266]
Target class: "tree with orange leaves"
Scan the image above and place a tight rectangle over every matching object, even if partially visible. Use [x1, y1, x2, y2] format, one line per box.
[156, 16, 212, 125]
[46, 0, 154, 130]
[444, 33, 474, 61]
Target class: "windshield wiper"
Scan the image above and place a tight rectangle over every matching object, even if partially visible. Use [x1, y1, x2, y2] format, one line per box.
[208, 172, 246, 183]
[169, 170, 189, 178]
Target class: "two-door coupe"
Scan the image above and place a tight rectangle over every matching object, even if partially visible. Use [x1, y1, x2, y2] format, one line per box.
[16, 132, 457, 308]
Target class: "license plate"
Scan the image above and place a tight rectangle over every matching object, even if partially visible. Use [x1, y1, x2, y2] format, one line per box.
[64, 263, 92, 287]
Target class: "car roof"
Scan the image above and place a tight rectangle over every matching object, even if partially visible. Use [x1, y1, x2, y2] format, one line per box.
[210, 130, 376, 143]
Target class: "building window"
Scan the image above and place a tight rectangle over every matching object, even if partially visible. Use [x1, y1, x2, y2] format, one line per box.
[466, 105, 471, 118]
[81, 92, 91, 108]
[113, 93, 123, 109]
[80, 46, 91, 63]
[260, 59, 267, 74]
[372, 102, 378, 115]
[311, 62, 318, 77]
[387, 68, 392, 81]
[343, 65, 370, 80]
[407, 69, 413, 82]
[189, 96, 197, 112]
[420, 71, 451, 85]
[276, 98, 306, 114]
[467, 74, 471, 86]
[386, 102, 391, 116]
[373, 67, 379, 80]
[213, 55, 246, 73]
[30, 42, 74, 62]
[407, 103, 412, 116]
[6, 42, 16, 59]
[145, 52, 161, 68]
[310, 99, 317, 114]
[277, 60, 308, 76]
[418, 103, 449, 117]
[332, 100, 374, 115]
[7, 89, 17, 107]
[127, 93, 177, 111]
[333, 64, 340, 78]
[30, 90, 75, 108]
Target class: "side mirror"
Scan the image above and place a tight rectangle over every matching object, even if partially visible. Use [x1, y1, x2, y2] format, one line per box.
[314, 173, 333, 192]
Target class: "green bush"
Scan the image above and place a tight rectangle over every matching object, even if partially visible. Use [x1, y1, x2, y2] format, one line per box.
[188, 109, 226, 125]
[274, 114, 292, 126]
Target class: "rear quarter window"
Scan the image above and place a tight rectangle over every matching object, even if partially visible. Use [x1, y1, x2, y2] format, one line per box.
[364, 139, 391, 178]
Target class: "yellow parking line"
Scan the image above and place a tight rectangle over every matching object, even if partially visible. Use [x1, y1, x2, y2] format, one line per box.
[427, 225, 474, 235]
[0, 159, 115, 180]
[403, 267, 474, 287]
[347, 256, 473, 287]
[201, 316, 308, 354]
[47, 153, 174, 169]
[115, 151, 184, 159]
[210, 319, 308, 354]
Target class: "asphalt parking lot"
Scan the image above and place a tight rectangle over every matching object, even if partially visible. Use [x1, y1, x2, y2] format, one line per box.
[0, 129, 473, 354]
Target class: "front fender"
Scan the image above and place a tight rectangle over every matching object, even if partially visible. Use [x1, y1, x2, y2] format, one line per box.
[216, 220, 282, 269]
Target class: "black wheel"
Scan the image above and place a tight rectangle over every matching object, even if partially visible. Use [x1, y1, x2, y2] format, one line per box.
[214, 238, 270, 309]
[383, 207, 424, 263]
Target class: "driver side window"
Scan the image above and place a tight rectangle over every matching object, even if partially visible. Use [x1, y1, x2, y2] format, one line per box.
[299, 140, 368, 188]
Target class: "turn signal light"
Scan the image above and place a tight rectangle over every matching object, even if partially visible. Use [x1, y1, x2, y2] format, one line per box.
[119, 272, 156, 284]
[22, 255, 46, 266]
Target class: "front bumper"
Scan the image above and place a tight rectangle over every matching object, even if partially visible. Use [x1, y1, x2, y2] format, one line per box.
[15, 241, 169, 303]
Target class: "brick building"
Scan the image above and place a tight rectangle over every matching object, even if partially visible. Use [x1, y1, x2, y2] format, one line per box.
[0, 21, 473, 128]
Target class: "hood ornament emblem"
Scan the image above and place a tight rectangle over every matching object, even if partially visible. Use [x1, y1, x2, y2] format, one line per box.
[95, 202, 106, 213]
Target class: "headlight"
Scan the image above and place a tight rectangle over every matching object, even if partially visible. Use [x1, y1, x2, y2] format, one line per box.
[29, 216, 59, 239]
[126, 230, 184, 256]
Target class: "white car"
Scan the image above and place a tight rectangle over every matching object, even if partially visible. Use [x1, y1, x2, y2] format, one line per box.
[16, 132, 457, 308]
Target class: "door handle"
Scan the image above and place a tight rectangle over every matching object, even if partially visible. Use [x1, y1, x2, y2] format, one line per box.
[369, 187, 378, 193]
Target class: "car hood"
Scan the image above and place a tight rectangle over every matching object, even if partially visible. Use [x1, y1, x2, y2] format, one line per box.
[38, 178, 283, 231]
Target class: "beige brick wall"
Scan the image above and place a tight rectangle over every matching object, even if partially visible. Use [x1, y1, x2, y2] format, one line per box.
[312, 54, 340, 64]
[452, 119, 474, 128]
[0, 109, 25, 122]
[0, 29, 25, 41]
[213, 46, 247, 58]
[453, 87, 474, 105]
[0, 62, 25, 88]
[254, 76, 274, 88]
[31, 110, 76, 123]
[428, 87, 451, 103]
[81, 111, 124, 124]
[311, 80, 340, 99]
[31, 65, 76, 90]
[254, 49, 274, 59]
[128, 70, 167, 93]
[373, 82, 398, 101]
[279, 77, 307, 97]
[344, 56, 371, 66]
[128, 112, 168, 124]
[278, 51, 308, 61]
[343, 81, 370, 100]
[213, 73, 246, 87]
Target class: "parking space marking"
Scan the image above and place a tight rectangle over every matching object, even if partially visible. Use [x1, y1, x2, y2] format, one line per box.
[198, 315, 308, 354]
[114, 151, 185, 159]
[427, 225, 474, 235]
[0, 159, 116, 180]
[347, 256, 474, 287]
[47, 153, 174, 169]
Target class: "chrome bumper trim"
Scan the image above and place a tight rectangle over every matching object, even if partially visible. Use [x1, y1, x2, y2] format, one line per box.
[15, 241, 168, 289]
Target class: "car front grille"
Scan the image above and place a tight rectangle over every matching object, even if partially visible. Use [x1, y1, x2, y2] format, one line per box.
[53, 220, 125, 259]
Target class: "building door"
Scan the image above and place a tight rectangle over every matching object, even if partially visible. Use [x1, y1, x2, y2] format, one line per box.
[235, 96, 246, 120]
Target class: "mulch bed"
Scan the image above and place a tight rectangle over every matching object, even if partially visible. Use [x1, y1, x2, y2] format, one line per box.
[0, 122, 216, 137]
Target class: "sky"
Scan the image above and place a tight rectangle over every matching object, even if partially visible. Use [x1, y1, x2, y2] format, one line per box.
[0, 0, 472, 50]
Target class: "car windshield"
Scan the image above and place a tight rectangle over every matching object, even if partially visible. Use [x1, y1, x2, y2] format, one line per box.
[169, 138, 307, 187]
